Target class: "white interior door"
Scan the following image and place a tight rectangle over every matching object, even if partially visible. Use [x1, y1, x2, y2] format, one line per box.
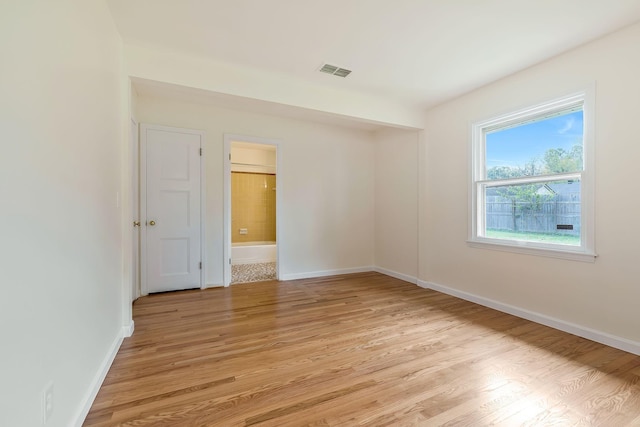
[131, 118, 140, 301]
[142, 125, 203, 294]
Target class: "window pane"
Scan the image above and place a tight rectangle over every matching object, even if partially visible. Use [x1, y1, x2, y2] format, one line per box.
[484, 179, 581, 246]
[485, 109, 583, 180]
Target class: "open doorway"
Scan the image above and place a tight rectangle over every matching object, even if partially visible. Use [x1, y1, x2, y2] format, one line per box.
[223, 135, 281, 286]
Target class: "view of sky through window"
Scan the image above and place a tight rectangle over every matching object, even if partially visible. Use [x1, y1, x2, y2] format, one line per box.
[486, 110, 584, 170]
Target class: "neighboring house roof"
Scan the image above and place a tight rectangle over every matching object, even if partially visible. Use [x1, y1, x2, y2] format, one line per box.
[486, 180, 580, 198]
[536, 184, 555, 196]
[546, 181, 580, 195]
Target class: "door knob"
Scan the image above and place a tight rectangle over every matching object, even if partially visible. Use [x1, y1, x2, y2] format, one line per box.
[149, 220, 156, 226]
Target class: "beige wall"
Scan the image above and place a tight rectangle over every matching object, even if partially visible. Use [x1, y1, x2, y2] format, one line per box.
[0, 1, 126, 425]
[374, 128, 420, 280]
[136, 96, 375, 284]
[420, 23, 640, 344]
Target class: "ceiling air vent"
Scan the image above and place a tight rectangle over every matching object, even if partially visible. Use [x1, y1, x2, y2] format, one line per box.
[319, 63, 352, 78]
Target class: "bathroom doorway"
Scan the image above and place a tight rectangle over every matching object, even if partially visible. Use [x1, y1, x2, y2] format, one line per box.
[223, 135, 280, 286]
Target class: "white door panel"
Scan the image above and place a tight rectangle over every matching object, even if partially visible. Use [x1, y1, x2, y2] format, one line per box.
[143, 126, 202, 294]
[131, 118, 140, 301]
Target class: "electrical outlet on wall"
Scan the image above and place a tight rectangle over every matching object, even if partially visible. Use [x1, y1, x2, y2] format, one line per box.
[43, 382, 54, 424]
[239, 228, 248, 235]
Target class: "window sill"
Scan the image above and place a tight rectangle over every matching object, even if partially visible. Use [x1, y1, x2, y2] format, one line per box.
[467, 238, 597, 263]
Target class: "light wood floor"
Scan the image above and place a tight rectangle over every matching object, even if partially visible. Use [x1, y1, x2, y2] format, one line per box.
[85, 272, 640, 426]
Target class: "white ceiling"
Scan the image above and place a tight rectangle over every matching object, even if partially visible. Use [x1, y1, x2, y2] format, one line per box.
[109, 1, 640, 115]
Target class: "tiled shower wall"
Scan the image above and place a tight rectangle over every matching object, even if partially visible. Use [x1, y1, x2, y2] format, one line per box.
[231, 172, 276, 243]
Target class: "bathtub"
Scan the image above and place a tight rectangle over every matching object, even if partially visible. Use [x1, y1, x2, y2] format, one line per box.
[231, 241, 277, 265]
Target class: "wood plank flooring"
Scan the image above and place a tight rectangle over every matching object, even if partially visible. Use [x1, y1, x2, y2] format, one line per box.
[84, 272, 640, 426]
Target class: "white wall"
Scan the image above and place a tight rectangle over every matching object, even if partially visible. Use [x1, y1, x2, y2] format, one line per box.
[136, 96, 376, 285]
[0, 1, 126, 426]
[124, 44, 425, 129]
[130, 81, 139, 120]
[374, 129, 419, 282]
[420, 23, 640, 346]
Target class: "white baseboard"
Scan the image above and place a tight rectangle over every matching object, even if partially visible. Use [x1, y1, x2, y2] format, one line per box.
[72, 328, 125, 426]
[417, 279, 640, 356]
[281, 266, 374, 281]
[373, 267, 417, 284]
[123, 320, 135, 338]
[205, 283, 225, 288]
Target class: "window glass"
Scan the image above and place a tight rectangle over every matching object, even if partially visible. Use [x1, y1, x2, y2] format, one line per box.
[483, 179, 581, 246]
[485, 109, 583, 180]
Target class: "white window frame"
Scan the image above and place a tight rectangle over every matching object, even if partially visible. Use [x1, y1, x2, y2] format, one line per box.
[468, 89, 596, 262]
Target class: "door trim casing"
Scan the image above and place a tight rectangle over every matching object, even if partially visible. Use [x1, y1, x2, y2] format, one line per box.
[223, 134, 282, 287]
[140, 123, 206, 296]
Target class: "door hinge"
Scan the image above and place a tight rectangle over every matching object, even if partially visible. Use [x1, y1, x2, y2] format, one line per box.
[229, 153, 231, 161]
[229, 258, 231, 265]
[199, 148, 202, 156]
[199, 262, 202, 270]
